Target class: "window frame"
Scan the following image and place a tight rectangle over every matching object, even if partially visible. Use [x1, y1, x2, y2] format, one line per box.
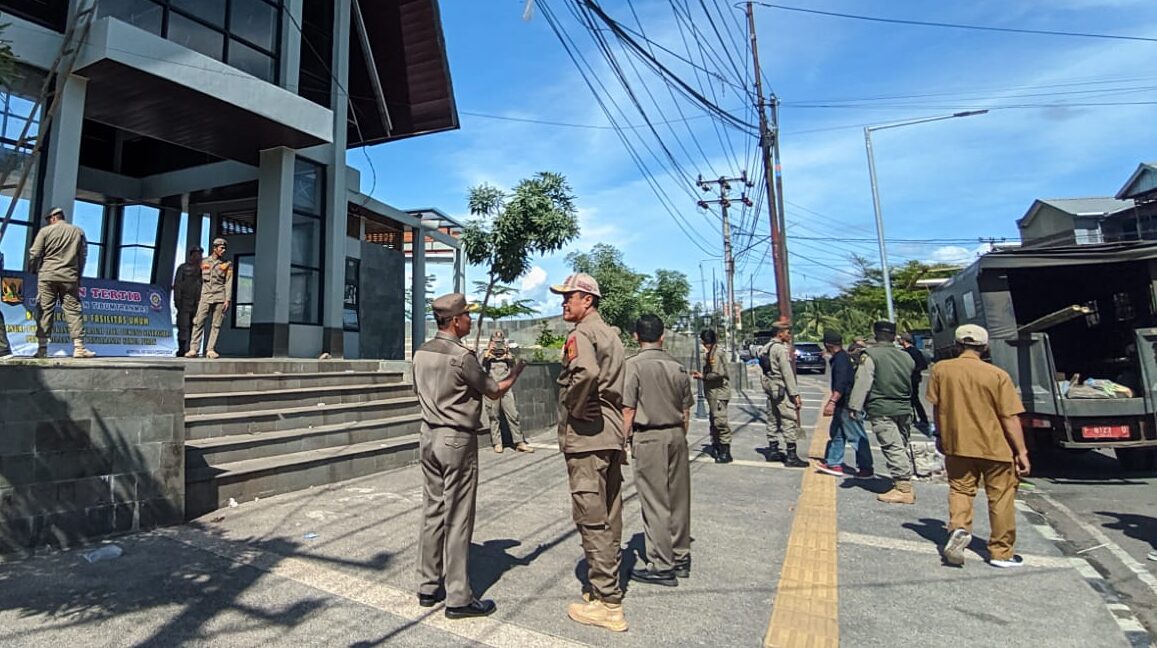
[289, 158, 324, 325]
[116, 203, 162, 284]
[232, 253, 255, 329]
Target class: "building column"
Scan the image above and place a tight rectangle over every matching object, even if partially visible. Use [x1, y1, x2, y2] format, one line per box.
[279, 0, 303, 94]
[453, 247, 465, 293]
[154, 196, 182, 286]
[40, 74, 87, 220]
[411, 226, 427, 350]
[250, 147, 295, 357]
[320, 0, 353, 358]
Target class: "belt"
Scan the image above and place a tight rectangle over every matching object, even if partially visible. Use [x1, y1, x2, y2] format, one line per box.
[633, 423, 682, 431]
[424, 424, 479, 434]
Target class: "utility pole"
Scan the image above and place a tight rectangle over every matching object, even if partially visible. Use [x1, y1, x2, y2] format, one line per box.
[746, 1, 792, 325]
[698, 173, 754, 362]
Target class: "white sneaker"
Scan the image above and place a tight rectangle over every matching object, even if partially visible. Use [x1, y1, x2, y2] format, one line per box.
[1147, 550, 1157, 562]
[990, 555, 1025, 568]
[942, 528, 971, 566]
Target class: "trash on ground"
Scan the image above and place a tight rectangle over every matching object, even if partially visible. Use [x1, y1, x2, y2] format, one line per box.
[210, 515, 226, 523]
[83, 544, 124, 563]
[228, 498, 239, 508]
[303, 532, 320, 540]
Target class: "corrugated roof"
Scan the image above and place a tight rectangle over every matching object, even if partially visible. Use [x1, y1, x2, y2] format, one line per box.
[1037, 197, 1133, 216]
[1116, 162, 1157, 200]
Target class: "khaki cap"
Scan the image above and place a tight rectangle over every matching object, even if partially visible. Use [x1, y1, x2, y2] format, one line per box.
[549, 272, 602, 298]
[432, 292, 479, 319]
[955, 324, 989, 346]
[212, 238, 228, 247]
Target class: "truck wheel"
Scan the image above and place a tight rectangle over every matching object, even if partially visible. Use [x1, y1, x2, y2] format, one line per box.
[1114, 447, 1157, 472]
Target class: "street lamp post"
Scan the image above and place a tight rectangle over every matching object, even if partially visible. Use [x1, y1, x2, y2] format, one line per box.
[864, 109, 987, 322]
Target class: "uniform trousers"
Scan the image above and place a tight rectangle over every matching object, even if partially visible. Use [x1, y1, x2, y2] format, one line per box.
[867, 414, 915, 482]
[706, 392, 731, 445]
[945, 454, 1018, 561]
[417, 426, 479, 607]
[764, 381, 802, 445]
[36, 280, 84, 341]
[484, 391, 524, 447]
[175, 304, 198, 356]
[632, 426, 690, 572]
[0, 308, 10, 356]
[189, 300, 226, 355]
[565, 448, 624, 603]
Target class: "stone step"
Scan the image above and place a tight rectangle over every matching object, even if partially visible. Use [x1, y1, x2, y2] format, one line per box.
[185, 370, 404, 395]
[184, 435, 421, 518]
[182, 359, 385, 376]
[184, 397, 419, 440]
[185, 413, 424, 466]
[184, 382, 413, 416]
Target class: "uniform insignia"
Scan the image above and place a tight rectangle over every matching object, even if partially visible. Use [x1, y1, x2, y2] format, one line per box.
[563, 335, 577, 363]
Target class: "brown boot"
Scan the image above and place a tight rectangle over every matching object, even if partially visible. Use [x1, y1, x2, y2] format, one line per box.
[567, 599, 628, 632]
[184, 350, 199, 358]
[206, 350, 220, 359]
[494, 445, 504, 454]
[515, 442, 535, 453]
[72, 340, 96, 359]
[877, 480, 915, 504]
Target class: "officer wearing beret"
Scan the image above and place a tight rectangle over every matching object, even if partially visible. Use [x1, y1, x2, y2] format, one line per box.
[413, 292, 525, 619]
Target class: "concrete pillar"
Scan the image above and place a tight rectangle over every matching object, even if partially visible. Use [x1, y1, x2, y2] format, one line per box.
[280, 0, 303, 94]
[154, 197, 182, 286]
[453, 247, 465, 293]
[250, 147, 295, 357]
[411, 226, 427, 350]
[320, 0, 352, 358]
[39, 75, 87, 220]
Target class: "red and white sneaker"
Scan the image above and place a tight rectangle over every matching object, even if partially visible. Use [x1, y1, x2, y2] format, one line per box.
[816, 464, 846, 477]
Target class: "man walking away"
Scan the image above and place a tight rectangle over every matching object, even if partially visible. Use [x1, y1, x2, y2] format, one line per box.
[28, 207, 94, 358]
[928, 324, 1030, 568]
[690, 328, 732, 463]
[413, 293, 525, 618]
[186, 238, 232, 359]
[623, 315, 694, 587]
[172, 246, 203, 357]
[900, 333, 931, 434]
[818, 331, 874, 478]
[551, 272, 629, 633]
[483, 329, 534, 454]
[849, 321, 917, 504]
[760, 322, 807, 467]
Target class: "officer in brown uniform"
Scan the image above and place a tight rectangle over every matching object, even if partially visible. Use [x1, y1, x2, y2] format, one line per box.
[413, 292, 525, 618]
[186, 238, 232, 359]
[28, 207, 95, 359]
[690, 328, 732, 463]
[172, 245, 203, 357]
[623, 314, 694, 588]
[551, 272, 630, 633]
[482, 329, 533, 454]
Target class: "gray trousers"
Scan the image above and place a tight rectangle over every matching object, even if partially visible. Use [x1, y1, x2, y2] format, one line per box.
[766, 394, 802, 445]
[417, 426, 479, 607]
[867, 415, 914, 482]
[36, 280, 84, 342]
[632, 426, 691, 572]
[484, 391, 524, 447]
[706, 393, 731, 445]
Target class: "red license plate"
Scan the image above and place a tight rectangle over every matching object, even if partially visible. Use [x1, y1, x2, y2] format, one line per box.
[1081, 425, 1132, 440]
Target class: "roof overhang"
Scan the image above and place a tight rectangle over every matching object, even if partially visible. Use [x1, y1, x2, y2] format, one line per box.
[75, 18, 333, 165]
[1116, 162, 1157, 202]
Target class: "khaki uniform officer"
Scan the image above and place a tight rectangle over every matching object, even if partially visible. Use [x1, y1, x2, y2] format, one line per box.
[483, 329, 533, 454]
[551, 272, 629, 633]
[172, 245, 203, 357]
[760, 323, 805, 466]
[690, 328, 732, 464]
[186, 238, 232, 359]
[413, 292, 525, 619]
[28, 207, 95, 359]
[623, 314, 694, 588]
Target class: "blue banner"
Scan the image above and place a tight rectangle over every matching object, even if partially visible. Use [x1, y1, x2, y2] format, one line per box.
[1, 272, 176, 357]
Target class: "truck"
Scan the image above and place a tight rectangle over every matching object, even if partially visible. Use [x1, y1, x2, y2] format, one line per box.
[927, 241, 1157, 471]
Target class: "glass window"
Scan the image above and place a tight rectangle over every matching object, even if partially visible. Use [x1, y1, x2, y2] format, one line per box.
[121, 205, 159, 247]
[293, 161, 322, 215]
[945, 296, 958, 327]
[962, 291, 977, 320]
[98, 0, 163, 35]
[930, 305, 943, 333]
[118, 247, 155, 284]
[230, 0, 277, 51]
[234, 255, 255, 328]
[73, 201, 105, 279]
[167, 12, 226, 60]
[170, 0, 226, 28]
[228, 39, 275, 81]
[344, 257, 359, 331]
[291, 213, 320, 267]
[290, 267, 319, 324]
[0, 223, 28, 272]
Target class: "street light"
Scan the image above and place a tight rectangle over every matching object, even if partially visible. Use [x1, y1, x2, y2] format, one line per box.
[864, 109, 988, 322]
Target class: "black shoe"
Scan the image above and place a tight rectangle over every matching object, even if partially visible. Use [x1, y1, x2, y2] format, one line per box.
[715, 444, 734, 464]
[765, 444, 784, 463]
[629, 567, 678, 587]
[445, 599, 497, 619]
[783, 454, 809, 468]
[417, 590, 445, 608]
[674, 558, 691, 579]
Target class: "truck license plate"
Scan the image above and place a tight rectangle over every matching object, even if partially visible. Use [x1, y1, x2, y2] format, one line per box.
[1081, 425, 1131, 440]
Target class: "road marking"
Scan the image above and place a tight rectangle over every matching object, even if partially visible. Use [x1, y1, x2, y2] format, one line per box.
[763, 415, 838, 648]
[837, 531, 1073, 568]
[158, 527, 590, 648]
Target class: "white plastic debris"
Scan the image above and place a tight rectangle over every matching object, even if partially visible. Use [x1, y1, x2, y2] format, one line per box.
[83, 544, 124, 563]
[228, 498, 239, 508]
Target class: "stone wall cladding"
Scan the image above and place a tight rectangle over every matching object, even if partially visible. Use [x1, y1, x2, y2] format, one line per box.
[0, 363, 185, 554]
[510, 362, 562, 436]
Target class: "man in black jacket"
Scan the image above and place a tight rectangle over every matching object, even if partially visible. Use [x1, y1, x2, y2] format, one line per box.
[817, 331, 874, 477]
[900, 333, 931, 434]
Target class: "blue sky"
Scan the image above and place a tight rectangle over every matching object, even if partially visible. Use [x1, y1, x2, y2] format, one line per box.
[349, 0, 1157, 314]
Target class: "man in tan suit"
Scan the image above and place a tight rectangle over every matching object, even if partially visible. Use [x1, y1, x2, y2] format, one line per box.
[186, 237, 232, 359]
[28, 207, 94, 358]
[413, 292, 525, 619]
[623, 314, 694, 587]
[552, 272, 629, 633]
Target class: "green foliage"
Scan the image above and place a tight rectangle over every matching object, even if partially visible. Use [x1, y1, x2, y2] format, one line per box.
[0, 25, 16, 89]
[404, 274, 435, 321]
[473, 282, 540, 322]
[566, 244, 692, 338]
[531, 321, 566, 361]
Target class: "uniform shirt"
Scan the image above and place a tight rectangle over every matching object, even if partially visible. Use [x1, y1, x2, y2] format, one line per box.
[28, 221, 87, 283]
[926, 350, 1025, 462]
[200, 255, 234, 304]
[483, 346, 516, 381]
[848, 344, 914, 417]
[828, 349, 855, 409]
[623, 347, 694, 429]
[760, 339, 799, 398]
[701, 345, 730, 398]
[172, 262, 202, 308]
[413, 331, 499, 431]
[556, 310, 625, 453]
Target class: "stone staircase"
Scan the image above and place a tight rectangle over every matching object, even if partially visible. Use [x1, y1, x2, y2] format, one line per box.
[183, 360, 422, 519]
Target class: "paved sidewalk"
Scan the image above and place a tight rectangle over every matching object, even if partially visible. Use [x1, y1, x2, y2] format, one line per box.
[0, 376, 1141, 647]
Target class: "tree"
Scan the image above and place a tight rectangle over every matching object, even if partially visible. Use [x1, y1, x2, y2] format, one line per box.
[566, 244, 692, 338]
[404, 274, 435, 321]
[473, 281, 539, 325]
[644, 269, 691, 326]
[461, 171, 580, 349]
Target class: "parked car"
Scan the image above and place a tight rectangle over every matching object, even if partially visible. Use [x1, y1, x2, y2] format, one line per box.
[794, 342, 826, 374]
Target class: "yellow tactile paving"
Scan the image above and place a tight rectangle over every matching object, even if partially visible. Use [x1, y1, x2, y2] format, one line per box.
[763, 414, 839, 648]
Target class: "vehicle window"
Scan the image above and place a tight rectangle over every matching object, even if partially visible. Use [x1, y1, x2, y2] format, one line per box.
[931, 304, 944, 333]
[945, 296, 958, 327]
[796, 343, 822, 353]
[962, 291, 977, 320]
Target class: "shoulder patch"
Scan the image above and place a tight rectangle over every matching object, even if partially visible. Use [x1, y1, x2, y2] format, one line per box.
[201, 262, 211, 270]
[563, 335, 578, 363]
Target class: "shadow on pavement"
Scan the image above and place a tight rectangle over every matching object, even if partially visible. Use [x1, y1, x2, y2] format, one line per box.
[901, 517, 991, 559]
[1094, 511, 1157, 552]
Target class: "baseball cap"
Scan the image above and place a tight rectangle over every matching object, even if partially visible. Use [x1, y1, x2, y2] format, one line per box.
[873, 321, 897, 337]
[549, 272, 602, 298]
[431, 292, 479, 319]
[955, 324, 989, 346]
[212, 238, 227, 247]
[822, 330, 843, 345]
[46, 207, 65, 221]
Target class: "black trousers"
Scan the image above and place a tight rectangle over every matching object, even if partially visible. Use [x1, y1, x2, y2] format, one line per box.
[0, 308, 10, 356]
[175, 304, 197, 356]
[911, 378, 929, 426]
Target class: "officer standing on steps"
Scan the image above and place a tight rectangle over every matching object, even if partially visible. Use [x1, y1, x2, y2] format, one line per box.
[483, 329, 534, 454]
[623, 314, 694, 588]
[172, 245, 203, 357]
[28, 207, 95, 359]
[849, 321, 918, 504]
[186, 238, 232, 359]
[690, 328, 732, 463]
[760, 322, 807, 467]
[413, 292, 525, 619]
[551, 272, 630, 634]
